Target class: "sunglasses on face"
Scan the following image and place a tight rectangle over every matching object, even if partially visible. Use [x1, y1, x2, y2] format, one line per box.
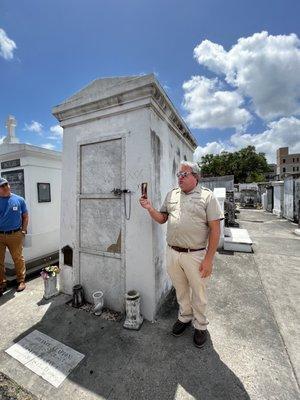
[176, 172, 194, 178]
[0, 183, 8, 188]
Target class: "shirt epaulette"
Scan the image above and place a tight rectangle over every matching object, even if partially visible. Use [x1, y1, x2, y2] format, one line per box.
[200, 186, 212, 192]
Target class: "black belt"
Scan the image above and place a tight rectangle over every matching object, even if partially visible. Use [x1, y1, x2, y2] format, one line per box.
[170, 246, 206, 253]
[0, 228, 21, 234]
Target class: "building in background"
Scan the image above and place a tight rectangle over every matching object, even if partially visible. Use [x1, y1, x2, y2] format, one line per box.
[277, 147, 300, 178]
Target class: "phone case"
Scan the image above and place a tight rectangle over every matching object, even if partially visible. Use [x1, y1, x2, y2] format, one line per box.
[141, 182, 148, 198]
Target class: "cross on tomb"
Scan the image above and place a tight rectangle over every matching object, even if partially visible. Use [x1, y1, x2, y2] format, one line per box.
[3, 115, 19, 144]
[6, 115, 17, 138]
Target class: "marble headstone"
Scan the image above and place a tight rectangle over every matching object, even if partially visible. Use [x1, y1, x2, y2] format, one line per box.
[5, 330, 84, 388]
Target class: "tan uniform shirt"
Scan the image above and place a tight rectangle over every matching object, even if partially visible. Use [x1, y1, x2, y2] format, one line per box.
[160, 184, 224, 249]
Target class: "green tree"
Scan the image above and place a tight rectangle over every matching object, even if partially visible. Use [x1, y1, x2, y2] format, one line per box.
[198, 146, 269, 183]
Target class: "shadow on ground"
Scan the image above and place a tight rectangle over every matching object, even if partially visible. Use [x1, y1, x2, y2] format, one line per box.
[3, 283, 250, 400]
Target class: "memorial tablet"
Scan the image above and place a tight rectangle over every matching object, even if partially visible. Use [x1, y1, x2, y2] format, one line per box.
[6, 330, 85, 388]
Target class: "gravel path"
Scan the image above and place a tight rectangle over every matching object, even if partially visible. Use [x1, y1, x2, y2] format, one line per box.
[0, 372, 37, 400]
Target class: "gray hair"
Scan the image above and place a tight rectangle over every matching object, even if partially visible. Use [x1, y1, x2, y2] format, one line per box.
[180, 161, 201, 181]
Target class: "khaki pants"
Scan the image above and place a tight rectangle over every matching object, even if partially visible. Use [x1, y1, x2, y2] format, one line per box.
[0, 231, 26, 285]
[166, 246, 210, 330]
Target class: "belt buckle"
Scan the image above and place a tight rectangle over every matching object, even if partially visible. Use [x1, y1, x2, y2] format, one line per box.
[187, 248, 191, 253]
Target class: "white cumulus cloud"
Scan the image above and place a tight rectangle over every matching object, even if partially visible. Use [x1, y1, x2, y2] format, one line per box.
[193, 31, 300, 120]
[49, 124, 63, 138]
[0, 28, 16, 60]
[24, 121, 43, 134]
[194, 117, 300, 164]
[41, 143, 56, 150]
[183, 76, 252, 130]
[193, 141, 232, 161]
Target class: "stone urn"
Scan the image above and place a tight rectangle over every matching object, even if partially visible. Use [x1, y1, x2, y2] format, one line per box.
[123, 290, 143, 330]
[92, 291, 104, 315]
[43, 275, 59, 300]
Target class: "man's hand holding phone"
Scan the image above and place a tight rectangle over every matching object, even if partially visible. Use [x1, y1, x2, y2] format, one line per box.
[139, 197, 152, 210]
[139, 182, 152, 210]
[139, 182, 168, 224]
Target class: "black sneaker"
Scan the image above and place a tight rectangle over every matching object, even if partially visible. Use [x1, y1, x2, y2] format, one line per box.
[193, 329, 207, 348]
[0, 284, 7, 297]
[172, 320, 191, 336]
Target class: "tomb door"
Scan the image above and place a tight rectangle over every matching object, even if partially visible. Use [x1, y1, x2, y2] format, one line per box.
[284, 177, 294, 220]
[266, 187, 273, 212]
[77, 136, 125, 311]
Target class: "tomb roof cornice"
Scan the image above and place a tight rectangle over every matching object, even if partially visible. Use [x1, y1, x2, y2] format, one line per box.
[52, 74, 197, 149]
[0, 143, 61, 160]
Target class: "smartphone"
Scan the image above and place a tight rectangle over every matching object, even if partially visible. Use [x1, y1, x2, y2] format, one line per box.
[141, 182, 148, 198]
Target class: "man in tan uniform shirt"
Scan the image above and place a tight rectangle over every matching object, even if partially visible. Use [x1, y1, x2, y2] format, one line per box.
[140, 161, 224, 348]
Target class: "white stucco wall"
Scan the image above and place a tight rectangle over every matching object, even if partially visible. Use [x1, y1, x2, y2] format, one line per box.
[262, 193, 267, 210]
[273, 182, 284, 218]
[24, 164, 61, 256]
[213, 187, 225, 249]
[283, 177, 294, 220]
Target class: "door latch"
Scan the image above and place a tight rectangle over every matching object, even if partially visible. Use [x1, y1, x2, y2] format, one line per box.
[111, 188, 131, 196]
[111, 188, 132, 220]
[111, 188, 122, 196]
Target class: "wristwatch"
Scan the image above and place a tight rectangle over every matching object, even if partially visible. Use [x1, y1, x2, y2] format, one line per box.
[21, 230, 27, 234]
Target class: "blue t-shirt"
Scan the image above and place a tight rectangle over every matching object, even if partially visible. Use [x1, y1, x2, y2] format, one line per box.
[0, 193, 28, 231]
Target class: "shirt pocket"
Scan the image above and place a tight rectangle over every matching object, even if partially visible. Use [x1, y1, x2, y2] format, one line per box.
[167, 200, 179, 214]
[191, 200, 207, 221]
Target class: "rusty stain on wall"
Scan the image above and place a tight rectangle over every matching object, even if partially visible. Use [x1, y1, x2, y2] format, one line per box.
[151, 130, 161, 206]
[107, 230, 121, 253]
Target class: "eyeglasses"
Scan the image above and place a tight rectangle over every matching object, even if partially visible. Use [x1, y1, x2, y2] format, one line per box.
[176, 172, 194, 178]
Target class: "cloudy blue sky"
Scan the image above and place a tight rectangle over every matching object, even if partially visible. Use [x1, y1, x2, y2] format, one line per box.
[1, 0, 300, 162]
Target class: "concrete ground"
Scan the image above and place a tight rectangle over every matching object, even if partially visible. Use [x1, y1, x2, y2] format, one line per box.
[0, 372, 37, 400]
[0, 208, 299, 400]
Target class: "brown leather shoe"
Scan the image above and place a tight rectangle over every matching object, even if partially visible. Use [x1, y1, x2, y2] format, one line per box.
[16, 282, 26, 292]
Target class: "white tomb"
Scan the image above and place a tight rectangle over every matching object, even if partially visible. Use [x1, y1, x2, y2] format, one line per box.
[224, 227, 253, 253]
[261, 192, 268, 210]
[272, 181, 284, 217]
[213, 187, 225, 249]
[0, 116, 62, 277]
[52, 74, 197, 321]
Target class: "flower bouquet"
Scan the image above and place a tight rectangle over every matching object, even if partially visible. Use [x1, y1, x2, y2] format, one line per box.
[40, 265, 60, 279]
[41, 264, 60, 299]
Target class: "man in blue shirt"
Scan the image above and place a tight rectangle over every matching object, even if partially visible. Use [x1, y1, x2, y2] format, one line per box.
[0, 177, 29, 295]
